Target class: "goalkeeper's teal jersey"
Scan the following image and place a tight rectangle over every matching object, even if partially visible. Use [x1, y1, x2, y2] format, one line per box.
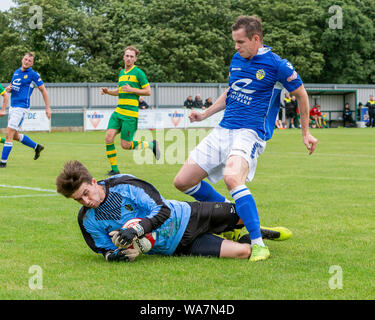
[77, 174, 191, 256]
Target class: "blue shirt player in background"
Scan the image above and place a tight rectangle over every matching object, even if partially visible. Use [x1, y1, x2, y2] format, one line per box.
[0, 52, 51, 168]
[56, 160, 291, 262]
[174, 16, 318, 262]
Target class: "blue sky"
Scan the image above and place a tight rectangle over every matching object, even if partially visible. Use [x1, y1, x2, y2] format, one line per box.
[1, 0, 15, 12]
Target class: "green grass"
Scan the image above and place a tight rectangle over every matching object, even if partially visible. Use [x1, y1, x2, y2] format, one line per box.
[0, 128, 374, 300]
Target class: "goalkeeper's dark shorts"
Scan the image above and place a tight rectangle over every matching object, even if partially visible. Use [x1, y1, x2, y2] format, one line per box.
[173, 202, 240, 257]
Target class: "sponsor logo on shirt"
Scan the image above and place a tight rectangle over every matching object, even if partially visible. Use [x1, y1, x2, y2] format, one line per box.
[256, 69, 265, 80]
[24, 75, 28, 79]
[286, 62, 294, 70]
[12, 78, 21, 92]
[287, 71, 298, 82]
[231, 78, 255, 95]
[12, 78, 21, 86]
[229, 78, 255, 105]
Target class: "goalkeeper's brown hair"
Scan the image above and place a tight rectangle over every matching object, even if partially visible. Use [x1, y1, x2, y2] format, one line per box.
[56, 160, 93, 198]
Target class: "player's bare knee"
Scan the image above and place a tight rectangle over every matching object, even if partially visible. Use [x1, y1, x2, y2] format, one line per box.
[121, 140, 131, 150]
[237, 244, 251, 259]
[223, 174, 241, 190]
[105, 135, 113, 145]
[173, 175, 188, 192]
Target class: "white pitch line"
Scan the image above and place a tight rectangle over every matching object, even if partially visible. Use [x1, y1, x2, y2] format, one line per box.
[0, 194, 59, 199]
[0, 184, 56, 193]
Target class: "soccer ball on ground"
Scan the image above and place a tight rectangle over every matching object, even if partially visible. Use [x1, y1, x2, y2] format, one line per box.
[122, 218, 156, 254]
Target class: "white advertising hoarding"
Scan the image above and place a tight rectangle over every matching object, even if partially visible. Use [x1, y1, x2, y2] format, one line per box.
[84, 109, 113, 130]
[84, 108, 224, 131]
[20, 110, 51, 132]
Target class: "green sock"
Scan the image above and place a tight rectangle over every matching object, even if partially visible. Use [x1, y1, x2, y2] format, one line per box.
[0, 137, 5, 144]
[106, 143, 119, 172]
[130, 140, 153, 150]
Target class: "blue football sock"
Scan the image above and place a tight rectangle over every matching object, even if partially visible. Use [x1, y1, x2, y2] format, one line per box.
[184, 180, 226, 202]
[19, 134, 37, 149]
[230, 185, 262, 240]
[1, 142, 13, 163]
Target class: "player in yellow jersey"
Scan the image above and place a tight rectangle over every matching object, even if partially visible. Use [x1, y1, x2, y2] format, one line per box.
[101, 46, 160, 175]
[0, 83, 9, 144]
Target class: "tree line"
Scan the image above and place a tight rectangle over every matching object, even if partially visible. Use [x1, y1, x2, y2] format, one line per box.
[0, 0, 374, 84]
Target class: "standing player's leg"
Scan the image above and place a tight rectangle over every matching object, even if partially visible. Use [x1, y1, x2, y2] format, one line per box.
[223, 129, 270, 262]
[13, 132, 44, 160]
[1, 108, 44, 167]
[174, 128, 230, 202]
[105, 128, 120, 175]
[0, 127, 16, 168]
[120, 116, 160, 160]
[224, 155, 269, 262]
[174, 158, 228, 202]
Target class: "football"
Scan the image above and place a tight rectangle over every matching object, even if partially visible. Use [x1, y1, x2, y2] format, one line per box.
[122, 218, 156, 253]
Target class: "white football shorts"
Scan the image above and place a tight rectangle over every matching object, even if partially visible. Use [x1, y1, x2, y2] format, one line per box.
[7, 107, 28, 131]
[189, 126, 266, 184]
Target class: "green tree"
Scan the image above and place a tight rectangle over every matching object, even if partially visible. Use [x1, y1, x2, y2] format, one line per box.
[1, 0, 374, 84]
[319, 0, 375, 83]
[232, 0, 326, 83]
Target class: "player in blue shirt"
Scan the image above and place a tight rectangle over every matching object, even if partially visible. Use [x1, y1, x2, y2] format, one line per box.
[174, 16, 318, 262]
[56, 160, 291, 262]
[0, 52, 51, 168]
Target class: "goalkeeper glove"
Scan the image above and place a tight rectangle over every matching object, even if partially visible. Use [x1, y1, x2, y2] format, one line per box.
[109, 224, 144, 248]
[105, 248, 139, 262]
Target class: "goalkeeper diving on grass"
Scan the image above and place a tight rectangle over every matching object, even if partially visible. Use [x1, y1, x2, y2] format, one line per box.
[56, 161, 292, 262]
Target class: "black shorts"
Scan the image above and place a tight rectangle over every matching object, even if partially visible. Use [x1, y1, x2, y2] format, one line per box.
[174, 202, 239, 257]
[286, 108, 296, 118]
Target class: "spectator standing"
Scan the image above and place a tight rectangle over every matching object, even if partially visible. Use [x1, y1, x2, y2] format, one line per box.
[276, 104, 284, 129]
[283, 92, 296, 128]
[366, 95, 375, 127]
[292, 95, 300, 128]
[343, 103, 355, 127]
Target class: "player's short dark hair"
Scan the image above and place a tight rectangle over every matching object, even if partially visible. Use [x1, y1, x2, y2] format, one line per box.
[24, 52, 35, 59]
[124, 45, 140, 56]
[56, 160, 93, 198]
[232, 15, 263, 42]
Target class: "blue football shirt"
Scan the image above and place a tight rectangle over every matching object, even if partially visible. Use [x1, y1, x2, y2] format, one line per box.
[10, 67, 44, 109]
[219, 46, 303, 140]
[79, 175, 191, 256]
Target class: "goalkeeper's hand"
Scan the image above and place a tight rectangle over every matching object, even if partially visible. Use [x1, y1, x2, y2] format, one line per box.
[105, 248, 139, 262]
[109, 224, 144, 248]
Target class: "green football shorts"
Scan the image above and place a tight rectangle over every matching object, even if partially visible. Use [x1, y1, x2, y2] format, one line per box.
[107, 112, 138, 141]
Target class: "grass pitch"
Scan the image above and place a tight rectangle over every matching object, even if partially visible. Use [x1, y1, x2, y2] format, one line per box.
[0, 128, 374, 300]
